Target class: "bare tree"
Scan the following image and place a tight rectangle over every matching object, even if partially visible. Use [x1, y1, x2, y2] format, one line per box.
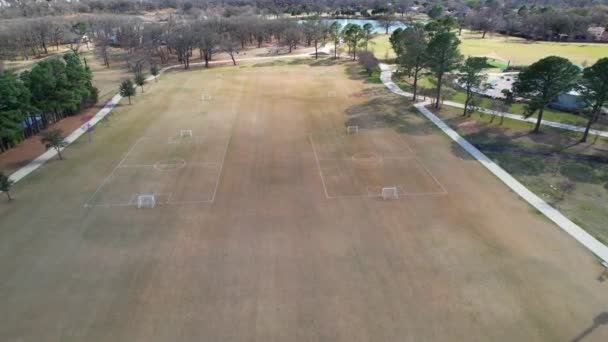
[283, 25, 302, 53]
[195, 21, 220, 68]
[378, 16, 397, 34]
[168, 25, 196, 69]
[143, 24, 169, 65]
[89, 16, 124, 68]
[116, 19, 144, 71]
[302, 17, 329, 59]
[29, 18, 52, 55]
[220, 34, 240, 66]
[358, 51, 379, 76]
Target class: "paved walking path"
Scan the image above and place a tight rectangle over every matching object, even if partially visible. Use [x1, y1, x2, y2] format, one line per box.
[384, 64, 608, 138]
[380, 63, 608, 264]
[445, 101, 608, 138]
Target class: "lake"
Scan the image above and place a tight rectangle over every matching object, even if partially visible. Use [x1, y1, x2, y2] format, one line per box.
[300, 19, 406, 33]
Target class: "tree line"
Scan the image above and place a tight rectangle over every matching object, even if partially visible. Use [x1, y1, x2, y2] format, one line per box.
[390, 18, 608, 142]
[0, 53, 97, 152]
[3, 0, 608, 43]
[0, 15, 334, 71]
[0, 13, 378, 153]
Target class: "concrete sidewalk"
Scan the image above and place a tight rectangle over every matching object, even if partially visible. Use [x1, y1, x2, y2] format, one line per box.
[380, 63, 608, 264]
[382, 64, 608, 138]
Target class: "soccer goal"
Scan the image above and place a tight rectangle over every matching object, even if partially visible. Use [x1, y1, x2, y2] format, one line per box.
[137, 194, 156, 208]
[382, 187, 399, 200]
[327, 91, 337, 98]
[346, 125, 359, 134]
[180, 129, 193, 138]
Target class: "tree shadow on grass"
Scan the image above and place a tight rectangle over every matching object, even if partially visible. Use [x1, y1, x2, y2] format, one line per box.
[287, 58, 316, 65]
[344, 64, 381, 84]
[343, 97, 437, 136]
[459, 132, 608, 184]
[287, 57, 344, 66]
[309, 58, 342, 67]
[252, 60, 289, 68]
[449, 140, 477, 161]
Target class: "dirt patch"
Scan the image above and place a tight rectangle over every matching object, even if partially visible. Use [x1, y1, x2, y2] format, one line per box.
[0, 104, 105, 175]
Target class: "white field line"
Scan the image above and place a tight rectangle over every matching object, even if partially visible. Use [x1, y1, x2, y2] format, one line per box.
[209, 136, 231, 203]
[83, 137, 147, 207]
[117, 162, 220, 168]
[309, 135, 331, 199]
[310, 134, 447, 199]
[86, 199, 215, 208]
[208, 73, 247, 203]
[5, 46, 331, 188]
[380, 63, 608, 263]
[85, 136, 224, 207]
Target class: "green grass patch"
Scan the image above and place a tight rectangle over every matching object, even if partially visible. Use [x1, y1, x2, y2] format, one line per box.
[435, 105, 608, 245]
[393, 73, 605, 130]
[372, 31, 608, 65]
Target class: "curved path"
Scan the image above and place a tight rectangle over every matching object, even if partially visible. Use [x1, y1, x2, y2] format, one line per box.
[380, 63, 608, 264]
[385, 64, 608, 138]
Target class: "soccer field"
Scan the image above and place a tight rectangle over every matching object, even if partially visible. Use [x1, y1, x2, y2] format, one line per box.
[0, 61, 607, 341]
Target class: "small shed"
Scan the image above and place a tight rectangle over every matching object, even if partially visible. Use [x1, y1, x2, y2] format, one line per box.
[551, 90, 581, 112]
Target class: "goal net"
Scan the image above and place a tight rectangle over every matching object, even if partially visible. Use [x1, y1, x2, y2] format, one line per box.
[382, 187, 399, 200]
[346, 125, 359, 134]
[180, 129, 193, 138]
[137, 194, 156, 208]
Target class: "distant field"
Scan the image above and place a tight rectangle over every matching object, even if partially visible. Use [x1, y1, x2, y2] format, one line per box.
[372, 31, 608, 65]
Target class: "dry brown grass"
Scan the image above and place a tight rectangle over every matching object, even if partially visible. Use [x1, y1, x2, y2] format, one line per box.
[1, 61, 607, 341]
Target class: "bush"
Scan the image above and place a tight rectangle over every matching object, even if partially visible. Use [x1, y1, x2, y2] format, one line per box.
[358, 51, 379, 76]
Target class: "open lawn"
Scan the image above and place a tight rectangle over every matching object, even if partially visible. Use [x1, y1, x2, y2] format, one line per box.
[372, 31, 608, 65]
[0, 61, 607, 341]
[392, 73, 608, 131]
[434, 106, 608, 245]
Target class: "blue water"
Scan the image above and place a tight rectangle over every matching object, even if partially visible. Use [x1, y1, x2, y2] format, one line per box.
[300, 19, 406, 33]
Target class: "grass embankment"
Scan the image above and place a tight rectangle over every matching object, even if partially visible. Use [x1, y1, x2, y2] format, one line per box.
[434, 106, 608, 244]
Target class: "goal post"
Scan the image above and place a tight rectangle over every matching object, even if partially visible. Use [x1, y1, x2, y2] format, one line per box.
[382, 187, 399, 200]
[180, 129, 193, 138]
[346, 125, 359, 134]
[137, 194, 156, 208]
